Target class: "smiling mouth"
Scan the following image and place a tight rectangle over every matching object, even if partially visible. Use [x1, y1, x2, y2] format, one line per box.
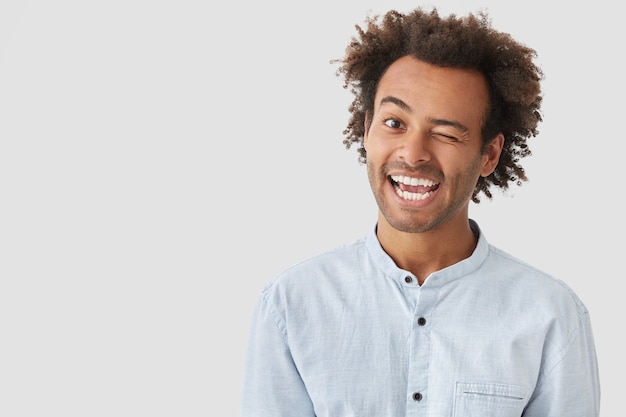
[390, 175, 440, 201]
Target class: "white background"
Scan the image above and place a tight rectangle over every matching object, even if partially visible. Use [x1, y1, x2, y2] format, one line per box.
[0, 0, 622, 415]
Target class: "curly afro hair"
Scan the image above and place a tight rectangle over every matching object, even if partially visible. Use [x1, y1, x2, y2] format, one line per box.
[334, 7, 543, 202]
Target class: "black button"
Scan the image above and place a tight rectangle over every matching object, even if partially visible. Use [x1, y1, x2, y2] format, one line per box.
[417, 317, 426, 326]
[404, 276, 412, 283]
[412, 392, 423, 401]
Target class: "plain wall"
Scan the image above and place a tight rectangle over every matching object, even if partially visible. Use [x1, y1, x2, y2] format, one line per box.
[0, 0, 620, 415]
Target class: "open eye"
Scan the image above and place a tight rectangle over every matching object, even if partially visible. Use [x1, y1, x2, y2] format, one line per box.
[384, 118, 404, 129]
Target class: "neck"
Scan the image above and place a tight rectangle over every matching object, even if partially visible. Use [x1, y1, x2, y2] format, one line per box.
[376, 215, 478, 285]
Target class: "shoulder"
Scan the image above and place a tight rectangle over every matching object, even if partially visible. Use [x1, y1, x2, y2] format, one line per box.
[260, 236, 367, 301]
[485, 244, 588, 316]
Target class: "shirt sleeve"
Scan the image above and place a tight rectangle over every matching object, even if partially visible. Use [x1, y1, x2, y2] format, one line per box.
[523, 310, 601, 416]
[240, 290, 316, 417]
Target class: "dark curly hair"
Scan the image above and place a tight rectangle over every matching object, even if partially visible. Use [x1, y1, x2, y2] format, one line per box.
[333, 7, 543, 202]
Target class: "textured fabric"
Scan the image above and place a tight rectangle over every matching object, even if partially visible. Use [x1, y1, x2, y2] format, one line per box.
[241, 220, 600, 417]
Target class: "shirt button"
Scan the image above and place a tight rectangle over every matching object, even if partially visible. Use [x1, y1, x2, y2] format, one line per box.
[412, 392, 423, 401]
[404, 276, 412, 283]
[417, 317, 426, 326]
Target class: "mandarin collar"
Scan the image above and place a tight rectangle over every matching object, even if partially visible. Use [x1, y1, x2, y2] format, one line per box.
[365, 219, 490, 288]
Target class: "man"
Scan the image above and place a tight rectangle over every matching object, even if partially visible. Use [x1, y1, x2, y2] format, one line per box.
[241, 7, 600, 417]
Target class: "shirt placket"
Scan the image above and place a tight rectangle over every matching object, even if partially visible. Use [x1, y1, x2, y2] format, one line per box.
[404, 277, 436, 416]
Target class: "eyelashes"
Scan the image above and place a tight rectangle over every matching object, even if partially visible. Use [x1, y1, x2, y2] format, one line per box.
[381, 117, 461, 142]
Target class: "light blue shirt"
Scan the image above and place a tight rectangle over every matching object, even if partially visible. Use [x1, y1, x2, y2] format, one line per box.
[241, 221, 600, 416]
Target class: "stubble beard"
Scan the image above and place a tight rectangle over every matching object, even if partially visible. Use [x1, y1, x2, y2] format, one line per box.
[367, 158, 482, 234]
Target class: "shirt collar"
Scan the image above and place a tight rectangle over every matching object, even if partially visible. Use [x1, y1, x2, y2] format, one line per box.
[365, 219, 490, 288]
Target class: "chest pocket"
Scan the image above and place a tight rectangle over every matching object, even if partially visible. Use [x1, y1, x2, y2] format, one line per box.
[453, 382, 530, 417]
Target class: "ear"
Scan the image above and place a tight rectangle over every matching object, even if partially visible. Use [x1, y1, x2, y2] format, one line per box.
[363, 112, 372, 150]
[480, 133, 504, 177]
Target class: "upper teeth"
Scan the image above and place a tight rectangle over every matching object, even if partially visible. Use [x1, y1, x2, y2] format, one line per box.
[391, 175, 437, 186]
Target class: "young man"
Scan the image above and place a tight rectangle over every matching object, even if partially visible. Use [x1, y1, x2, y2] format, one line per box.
[241, 7, 600, 417]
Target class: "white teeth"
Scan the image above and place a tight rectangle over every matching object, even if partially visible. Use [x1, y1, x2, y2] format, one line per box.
[390, 175, 438, 201]
[394, 187, 435, 201]
[390, 175, 437, 187]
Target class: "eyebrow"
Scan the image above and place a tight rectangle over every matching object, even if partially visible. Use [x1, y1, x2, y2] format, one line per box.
[379, 95, 469, 133]
[380, 96, 412, 112]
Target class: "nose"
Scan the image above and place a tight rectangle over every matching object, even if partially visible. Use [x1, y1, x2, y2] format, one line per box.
[398, 130, 431, 165]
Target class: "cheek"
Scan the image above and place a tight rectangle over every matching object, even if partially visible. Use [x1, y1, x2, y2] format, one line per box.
[456, 155, 485, 184]
[363, 134, 393, 160]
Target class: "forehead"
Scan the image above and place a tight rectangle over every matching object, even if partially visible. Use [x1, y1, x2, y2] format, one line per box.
[375, 56, 490, 125]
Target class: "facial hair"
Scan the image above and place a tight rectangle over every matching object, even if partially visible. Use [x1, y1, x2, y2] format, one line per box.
[367, 156, 483, 234]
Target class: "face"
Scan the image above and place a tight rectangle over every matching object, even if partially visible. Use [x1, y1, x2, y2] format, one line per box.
[364, 55, 503, 234]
